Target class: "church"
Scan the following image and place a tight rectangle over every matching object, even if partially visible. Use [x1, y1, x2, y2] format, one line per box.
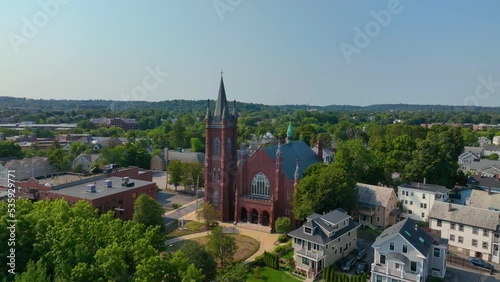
[204, 75, 323, 232]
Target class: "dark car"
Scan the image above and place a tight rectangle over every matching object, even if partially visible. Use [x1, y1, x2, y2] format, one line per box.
[356, 248, 367, 260]
[355, 262, 368, 274]
[468, 257, 494, 270]
[341, 256, 357, 272]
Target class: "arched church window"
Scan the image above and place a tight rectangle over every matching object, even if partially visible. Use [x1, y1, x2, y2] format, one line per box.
[251, 172, 270, 197]
[226, 137, 232, 156]
[213, 138, 221, 156]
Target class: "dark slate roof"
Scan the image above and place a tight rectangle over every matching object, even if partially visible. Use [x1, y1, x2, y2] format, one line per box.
[374, 218, 435, 256]
[468, 175, 500, 189]
[213, 76, 229, 122]
[398, 182, 448, 194]
[263, 140, 319, 181]
[288, 209, 359, 245]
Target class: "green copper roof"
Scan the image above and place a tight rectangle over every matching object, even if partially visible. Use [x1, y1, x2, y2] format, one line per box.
[287, 122, 294, 139]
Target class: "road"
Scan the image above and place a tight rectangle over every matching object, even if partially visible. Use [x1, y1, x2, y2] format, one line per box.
[163, 197, 204, 224]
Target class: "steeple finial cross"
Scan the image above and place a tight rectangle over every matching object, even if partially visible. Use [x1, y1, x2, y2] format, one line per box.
[220, 71, 223, 77]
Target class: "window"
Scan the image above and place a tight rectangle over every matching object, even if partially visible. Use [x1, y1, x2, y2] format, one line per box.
[377, 217, 380, 222]
[433, 248, 440, 258]
[421, 213, 425, 218]
[226, 137, 232, 156]
[459, 224, 464, 232]
[405, 200, 408, 204]
[410, 201, 413, 205]
[411, 191, 414, 196]
[302, 257, 310, 265]
[390, 242, 395, 251]
[420, 203, 427, 209]
[450, 223, 456, 230]
[473, 227, 478, 235]
[376, 275, 383, 282]
[437, 220, 442, 227]
[213, 138, 221, 156]
[450, 234, 455, 241]
[408, 210, 412, 214]
[472, 239, 478, 247]
[251, 173, 270, 197]
[348, 231, 351, 237]
[458, 236, 463, 243]
[406, 191, 409, 196]
[483, 229, 489, 237]
[395, 263, 400, 269]
[340, 246, 343, 253]
[422, 194, 426, 199]
[380, 255, 386, 264]
[410, 261, 417, 272]
[403, 245, 408, 253]
[304, 227, 312, 234]
[483, 242, 488, 249]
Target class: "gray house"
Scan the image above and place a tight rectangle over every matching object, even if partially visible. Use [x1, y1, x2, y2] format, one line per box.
[288, 209, 360, 280]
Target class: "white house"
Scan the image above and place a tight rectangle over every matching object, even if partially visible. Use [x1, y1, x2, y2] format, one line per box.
[371, 218, 448, 282]
[72, 154, 101, 172]
[288, 209, 360, 280]
[429, 202, 500, 264]
[398, 182, 449, 222]
[0, 157, 57, 187]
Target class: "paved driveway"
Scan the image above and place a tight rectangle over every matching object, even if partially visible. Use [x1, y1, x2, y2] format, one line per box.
[446, 265, 499, 282]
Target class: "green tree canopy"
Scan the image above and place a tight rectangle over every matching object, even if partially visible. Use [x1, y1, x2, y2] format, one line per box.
[274, 217, 292, 234]
[0, 140, 23, 159]
[206, 227, 237, 268]
[132, 194, 165, 232]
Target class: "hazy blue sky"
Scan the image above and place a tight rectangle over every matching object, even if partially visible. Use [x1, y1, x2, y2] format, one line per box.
[1, 1, 500, 106]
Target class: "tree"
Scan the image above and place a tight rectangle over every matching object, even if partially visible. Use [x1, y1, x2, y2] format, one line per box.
[293, 164, 357, 221]
[274, 217, 292, 234]
[181, 162, 204, 191]
[132, 194, 165, 232]
[168, 160, 183, 191]
[206, 227, 237, 267]
[14, 261, 50, 282]
[488, 153, 499, 160]
[179, 241, 217, 281]
[215, 263, 247, 282]
[0, 141, 23, 159]
[190, 137, 205, 153]
[48, 148, 72, 172]
[196, 202, 221, 227]
[181, 264, 205, 282]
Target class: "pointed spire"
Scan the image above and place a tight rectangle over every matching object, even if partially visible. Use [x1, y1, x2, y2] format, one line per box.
[294, 158, 300, 179]
[286, 122, 294, 143]
[205, 99, 211, 120]
[213, 72, 229, 122]
[233, 99, 237, 116]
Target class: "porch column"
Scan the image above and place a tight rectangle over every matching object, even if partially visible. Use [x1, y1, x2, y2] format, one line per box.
[258, 213, 262, 225]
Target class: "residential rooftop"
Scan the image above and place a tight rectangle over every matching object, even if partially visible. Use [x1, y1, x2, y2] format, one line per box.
[429, 201, 500, 231]
[467, 189, 500, 211]
[357, 183, 396, 208]
[398, 182, 448, 194]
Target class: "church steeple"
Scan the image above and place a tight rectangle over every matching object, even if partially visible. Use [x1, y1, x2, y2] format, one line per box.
[213, 72, 229, 122]
[286, 122, 294, 143]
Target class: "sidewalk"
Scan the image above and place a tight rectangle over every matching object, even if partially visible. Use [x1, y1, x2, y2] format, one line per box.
[170, 210, 281, 262]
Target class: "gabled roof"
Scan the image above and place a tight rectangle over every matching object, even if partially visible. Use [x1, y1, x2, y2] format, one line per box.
[429, 201, 500, 231]
[357, 183, 396, 208]
[483, 144, 500, 152]
[458, 151, 480, 161]
[468, 175, 500, 189]
[373, 218, 435, 256]
[166, 151, 204, 163]
[73, 154, 100, 164]
[468, 189, 500, 211]
[464, 146, 484, 155]
[288, 209, 359, 245]
[262, 140, 319, 181]
[466, 159, 500, 172]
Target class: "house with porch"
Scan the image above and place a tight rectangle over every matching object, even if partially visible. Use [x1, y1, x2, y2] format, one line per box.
[288, 208, 360, 280]
[355, 183, 399, 229]
[371, 218, 448, 282]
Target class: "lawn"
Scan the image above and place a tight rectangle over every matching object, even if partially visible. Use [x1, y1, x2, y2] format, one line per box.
[165, 221, 205, 239]
[246, 266, 301, 282]
[165, 234, 260, 263]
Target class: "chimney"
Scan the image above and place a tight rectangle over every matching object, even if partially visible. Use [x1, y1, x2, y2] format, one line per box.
[496, 174, 499, 181]
[317, 139, 323, 162]
[415, 224, 418, 231]
[448, 203, 452, 212]
[489, 186, 492, 195]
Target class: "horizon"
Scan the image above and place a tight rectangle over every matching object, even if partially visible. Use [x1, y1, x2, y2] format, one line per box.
[1, 1, 500, 106]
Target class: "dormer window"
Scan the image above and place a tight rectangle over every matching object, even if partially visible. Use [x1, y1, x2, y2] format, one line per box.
[304, 227, 312, 234]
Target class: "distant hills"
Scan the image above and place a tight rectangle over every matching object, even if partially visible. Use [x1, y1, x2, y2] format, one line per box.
[1, 96, 499, 113]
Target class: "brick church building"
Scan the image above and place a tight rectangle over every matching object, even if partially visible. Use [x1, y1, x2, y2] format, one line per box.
[204, 75, 322, 232]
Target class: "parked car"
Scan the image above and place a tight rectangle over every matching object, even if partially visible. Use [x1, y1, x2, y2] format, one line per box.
[468, 257, 494, 270]
[341, 256, 357, 272]
[356, 248, 367, 260]
[355, 262, 368, 274]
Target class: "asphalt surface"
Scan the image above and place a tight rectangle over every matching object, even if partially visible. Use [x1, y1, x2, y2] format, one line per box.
[445, 265, 500, 282]
[163, 196, 204, 224]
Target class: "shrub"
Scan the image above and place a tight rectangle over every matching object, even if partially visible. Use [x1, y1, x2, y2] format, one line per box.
[263, 251, 279, 269]
[254, 266, 261, 279]
[172, 203, 182, 209]
[278, 234, 288, 243]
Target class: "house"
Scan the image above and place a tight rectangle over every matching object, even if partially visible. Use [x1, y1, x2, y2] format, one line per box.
[483, 144, 500, 157]
[398, 182, 449, 222]
[429, 202, 500, 263]
[0, 157, 57, 187]
[288, 209, 360, 280]
[150, 148, 205, 171]
[466, 188, 500, 211]
[312, 144, 334, 164]
[204, 75, 322, 232]
[493, 136, 500, 145]
[72, 154, 101, 172]
[461, 159, 500, 177]
[458, 151, 480, 167]
[478, 137, 492, 147]
[463, 146, 484, 157]
[371, 218, 448, 282]
[355, 183, 399, 229]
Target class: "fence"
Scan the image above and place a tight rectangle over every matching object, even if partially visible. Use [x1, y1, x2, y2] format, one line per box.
[446, 254, 492, 275]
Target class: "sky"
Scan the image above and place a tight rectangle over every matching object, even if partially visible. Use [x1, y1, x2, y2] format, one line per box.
[1, 0, 500, 107]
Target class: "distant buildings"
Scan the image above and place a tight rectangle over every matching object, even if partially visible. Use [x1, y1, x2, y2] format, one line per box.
[91, 117, 136, 130]
[150, 148, 204, 171]
[0, 157, 57, 187]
